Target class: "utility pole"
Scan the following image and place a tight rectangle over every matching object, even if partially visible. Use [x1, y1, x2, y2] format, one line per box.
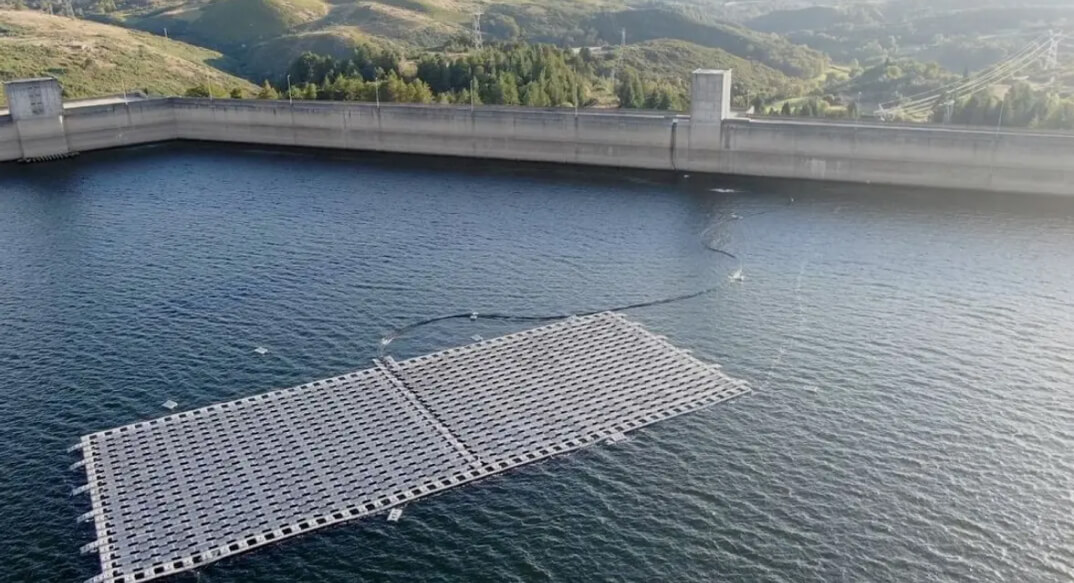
[286, 74, 293, 105]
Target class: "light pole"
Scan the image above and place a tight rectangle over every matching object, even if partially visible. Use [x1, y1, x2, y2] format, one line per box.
[287, 74, 293, 105]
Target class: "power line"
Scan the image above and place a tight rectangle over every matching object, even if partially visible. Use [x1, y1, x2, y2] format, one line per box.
[880, 34, 1048, 110]
[877, 33, 1059, 119]
[898, 41, 1049, 112]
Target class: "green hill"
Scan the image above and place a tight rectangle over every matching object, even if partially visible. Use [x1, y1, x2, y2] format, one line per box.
[240, 26, 407, 80]
[124, 0, 328, 49]
[0, 9, 256, 104]
[588, 8, 830, 79]
[619, 39, 818, 101]
[315, 1, 460, 47]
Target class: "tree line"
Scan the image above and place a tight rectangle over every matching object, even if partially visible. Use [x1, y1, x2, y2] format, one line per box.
[280, 43, 596, 108]
[186, 42, 689, 111]
[935, 83, 1074, 130]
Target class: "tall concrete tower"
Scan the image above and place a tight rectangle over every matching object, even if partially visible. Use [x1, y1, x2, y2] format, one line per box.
[685, 69, 732, 166]
[690, 69, 732, 123]
[3, 77, 71, 161]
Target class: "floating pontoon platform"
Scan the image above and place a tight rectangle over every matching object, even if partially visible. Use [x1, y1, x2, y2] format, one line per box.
[71, 312, 748, 583]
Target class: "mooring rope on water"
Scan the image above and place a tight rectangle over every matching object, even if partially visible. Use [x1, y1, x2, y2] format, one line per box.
[378, 226, 743, 355]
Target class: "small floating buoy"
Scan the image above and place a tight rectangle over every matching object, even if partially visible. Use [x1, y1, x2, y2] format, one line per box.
[387, 508, 403, 522]
[469, 312, 479, 321]
[254, 347, 269, 355]
[162, 400, 178, 410]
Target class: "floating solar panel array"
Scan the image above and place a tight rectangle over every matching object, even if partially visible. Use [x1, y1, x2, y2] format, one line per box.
[70, 312, 749, 583]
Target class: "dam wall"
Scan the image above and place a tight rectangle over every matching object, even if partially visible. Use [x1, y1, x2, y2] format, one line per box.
[170, 99, 678, 170]
[63, 99, 178, 153]
[0, 116, 20, 161]
[3, 71, 1074, 195]
[705, 119, 1074, 194]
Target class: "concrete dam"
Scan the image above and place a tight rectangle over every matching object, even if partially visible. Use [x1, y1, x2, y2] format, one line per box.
[3, 72, 1074, 195]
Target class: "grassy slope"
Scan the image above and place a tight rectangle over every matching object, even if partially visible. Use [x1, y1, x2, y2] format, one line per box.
[116, 0, 461, 77]
[126, 0, 329, 48]
[192, 0, 327, 45]
[0, 10, 256, 104]
[317, 2, 459, 45]
[241, 26, 406, 80]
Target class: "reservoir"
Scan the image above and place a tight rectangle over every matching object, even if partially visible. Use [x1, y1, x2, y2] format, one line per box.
[1, 143, 1072, 582]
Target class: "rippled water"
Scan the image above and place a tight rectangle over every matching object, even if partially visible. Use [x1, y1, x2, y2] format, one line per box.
[1, 144, 1072, 583]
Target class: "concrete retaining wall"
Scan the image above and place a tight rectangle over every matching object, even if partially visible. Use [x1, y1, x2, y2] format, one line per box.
[3, 95, 1074, 195]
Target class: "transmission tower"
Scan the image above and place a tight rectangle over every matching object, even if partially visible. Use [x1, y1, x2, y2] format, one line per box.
[611, 28, 626, 87]
[472, 12, 483, 50]
[942, 99, 955, 124]
[1045, 31, 1061, 70]
[1044, 30, 1061, 85]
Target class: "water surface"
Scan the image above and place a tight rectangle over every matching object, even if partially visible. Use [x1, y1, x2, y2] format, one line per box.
[1, 144, 1072, 583]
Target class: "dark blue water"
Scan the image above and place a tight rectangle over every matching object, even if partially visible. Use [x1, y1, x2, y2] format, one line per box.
[2, 144, 1073, 583]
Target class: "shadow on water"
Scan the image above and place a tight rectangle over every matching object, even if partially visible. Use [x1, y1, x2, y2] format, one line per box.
[10, 140, 1072, 217]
